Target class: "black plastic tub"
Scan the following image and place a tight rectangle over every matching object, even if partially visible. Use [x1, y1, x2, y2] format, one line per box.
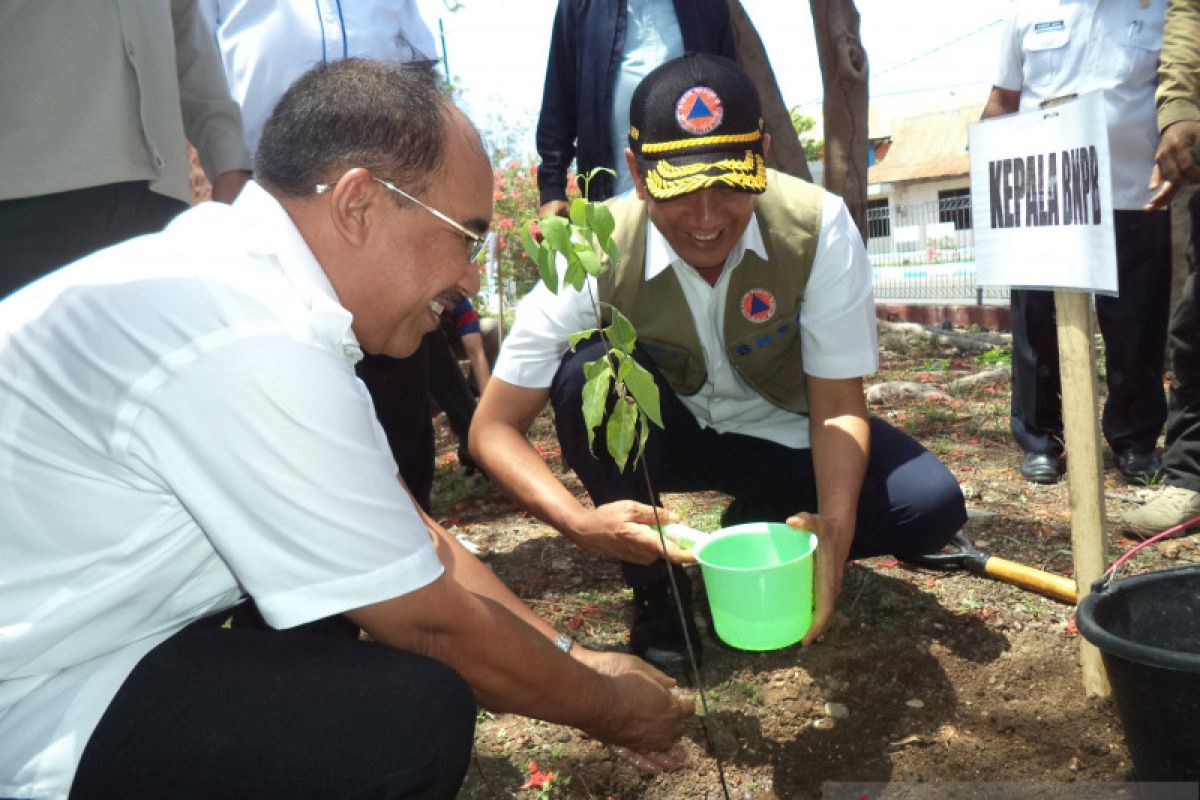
[1076, 565, 1200, 780]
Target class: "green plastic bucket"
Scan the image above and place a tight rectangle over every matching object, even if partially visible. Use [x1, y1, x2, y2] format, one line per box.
[663, 522, 817, 651]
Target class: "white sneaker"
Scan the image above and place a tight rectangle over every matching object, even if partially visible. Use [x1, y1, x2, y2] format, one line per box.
[1122, 486, 1200, 538]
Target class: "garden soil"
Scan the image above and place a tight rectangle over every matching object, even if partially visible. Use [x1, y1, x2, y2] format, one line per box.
[426, 328, 1196, 799]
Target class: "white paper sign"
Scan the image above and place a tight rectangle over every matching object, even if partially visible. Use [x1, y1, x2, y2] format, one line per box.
[968, 90, 1117, 294]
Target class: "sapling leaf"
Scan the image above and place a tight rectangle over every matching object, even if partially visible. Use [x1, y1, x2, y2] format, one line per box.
[520, 223, 557, 293]
[604, 238, 620, 269]
[589, 202, 616, 246]
[636, 412, 650, 467]
[606, 396, 638, 472]
[568, 328, 600, 351]
[607, 307, 638, 354]
[581, 367, 613, 452]
[577, 248, 603, 277]
[539, 215, 572, 253]
[569, 197, 589, 228]
[619, 357, 663, 428]
[562, 251, 587, 292]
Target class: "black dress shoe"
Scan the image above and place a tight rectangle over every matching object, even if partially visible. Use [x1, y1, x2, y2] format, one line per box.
[629, 570, 702, 682]
[1115, 450, 1161, 485]
[1020, 452, 1063, 484]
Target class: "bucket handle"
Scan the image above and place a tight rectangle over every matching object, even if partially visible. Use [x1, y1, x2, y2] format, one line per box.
[1096, 512, 1200, 593]
[658, 523, 715, 551]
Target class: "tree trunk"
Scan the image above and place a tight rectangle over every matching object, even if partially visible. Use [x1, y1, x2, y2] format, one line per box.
[727, 1, 812, 183]
[810, 0, 869, 239]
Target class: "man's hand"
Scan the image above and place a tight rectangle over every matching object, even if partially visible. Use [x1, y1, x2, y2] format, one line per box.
[210, 169, 251, 203]
[787, 511, 854, 646]
[539, 199, 570, 219]
[573, 648, 695, 759]
[569, 501, 696, 565]
[1146, 120, 1200, 210]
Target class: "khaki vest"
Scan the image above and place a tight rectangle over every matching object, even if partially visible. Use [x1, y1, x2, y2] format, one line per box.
[597, 169, 824, 414]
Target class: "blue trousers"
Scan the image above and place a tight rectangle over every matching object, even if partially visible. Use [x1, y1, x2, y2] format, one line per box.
[550, 340, 967, 589]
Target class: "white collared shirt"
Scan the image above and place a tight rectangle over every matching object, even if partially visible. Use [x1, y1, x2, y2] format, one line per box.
[494, 191, 878, 448]
[0, 183, 443, 798]
[994, 0, 1165, 209]
[199, 0, 437, 154]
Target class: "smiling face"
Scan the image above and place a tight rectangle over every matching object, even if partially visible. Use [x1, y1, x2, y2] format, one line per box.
[627, 149, 760, 274]
[351, 108, 493, 357]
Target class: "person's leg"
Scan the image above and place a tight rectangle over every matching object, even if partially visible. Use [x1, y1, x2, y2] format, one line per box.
[1123, 197, 1200, 535]
[70, 614, 476, 800]
[1097, 210, 1171, 481]
[356, 344, 435, 512]
[426, 330, 476, 447]
[0, 181, 186, 299]
[1009, 287, 1066, 482]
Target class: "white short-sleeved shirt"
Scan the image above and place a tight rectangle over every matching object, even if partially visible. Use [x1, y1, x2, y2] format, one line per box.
[198, 0, 437, 154]
[0, 182, 443, 798]
[494, 191, 878, 449]
[993, 0, 1164, 209]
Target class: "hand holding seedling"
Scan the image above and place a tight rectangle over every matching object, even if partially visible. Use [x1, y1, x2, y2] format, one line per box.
[566, 500, 696, 565]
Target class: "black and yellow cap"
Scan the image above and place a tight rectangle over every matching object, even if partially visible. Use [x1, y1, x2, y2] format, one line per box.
[628, 53, 766, 200]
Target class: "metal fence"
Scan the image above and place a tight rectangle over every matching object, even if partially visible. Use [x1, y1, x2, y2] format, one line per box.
[867, 194, 1010, 305]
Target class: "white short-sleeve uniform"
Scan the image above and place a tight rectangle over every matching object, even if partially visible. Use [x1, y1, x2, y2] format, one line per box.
[0, 182, 443, 798]
[993, 0, 1165, 209]
[494, 191, 878, 449]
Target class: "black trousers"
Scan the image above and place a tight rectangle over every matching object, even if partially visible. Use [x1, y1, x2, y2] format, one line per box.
[357, 345, 435, 512]
[550, 339, 967, 590]
[0, 181, 187, 299]
[426, 329, 476, 448]
[70, 611, 475, 800]
[1162, 193, 1200, 491]
[1010, 209, 1172, 457]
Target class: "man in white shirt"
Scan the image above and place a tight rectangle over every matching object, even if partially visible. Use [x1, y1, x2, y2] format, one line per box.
[0, 60, 691, 799]
[983, 0, 1171, 487]
[472, 55, 967, 676]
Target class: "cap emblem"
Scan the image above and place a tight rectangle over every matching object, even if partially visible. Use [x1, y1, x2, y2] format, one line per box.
[675, 86, 724, 136]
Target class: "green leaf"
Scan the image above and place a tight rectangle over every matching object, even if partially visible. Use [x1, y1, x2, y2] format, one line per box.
[581, 366, 613, 453]
[604, 238, 620, 268]
[635, 412, 650, 468]
[589, 203, 616, 247]
[520, 223, 556, 293]
[569, 197, 589, 229]
[539, 215, 572, 253]
[562, 251, 587, 292]
[568, 328, 599, 351]
[606, 307, 638, 354]
[577, 248, 604, 277]
[606, 396, 637, 472]
[619, 358, 663, 428]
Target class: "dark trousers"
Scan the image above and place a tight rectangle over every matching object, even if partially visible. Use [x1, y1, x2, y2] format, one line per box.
[550, 340, 967, 590]
[427, 330, 476, 448]
[357, 345, 435, 512]
[1162, 193, 1200, 491]
[70, 611, 475, 800]
[1010, 209, 1171, 457]
[0, 181, 187, 299]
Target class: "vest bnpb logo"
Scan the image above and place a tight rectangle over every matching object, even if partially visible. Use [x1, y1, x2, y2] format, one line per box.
[740, 289, 776, 323]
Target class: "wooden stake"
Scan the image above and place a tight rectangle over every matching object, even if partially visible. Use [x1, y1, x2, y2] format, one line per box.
[1053, 289, 1111, 697]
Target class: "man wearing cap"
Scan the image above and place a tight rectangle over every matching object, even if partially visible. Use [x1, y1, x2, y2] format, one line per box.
[472, 54, 966, 673]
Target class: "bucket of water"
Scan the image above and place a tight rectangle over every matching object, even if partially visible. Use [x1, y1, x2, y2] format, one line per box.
[1076, 565, 1200, 780]
[662, 522, 816, 651]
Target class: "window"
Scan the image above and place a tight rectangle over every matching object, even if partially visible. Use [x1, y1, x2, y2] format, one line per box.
[866, 198, 890, 239]
[937, 188, 972, 230]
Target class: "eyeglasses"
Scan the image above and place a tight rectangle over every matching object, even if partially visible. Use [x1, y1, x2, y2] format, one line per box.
[315, 176, 487, 263]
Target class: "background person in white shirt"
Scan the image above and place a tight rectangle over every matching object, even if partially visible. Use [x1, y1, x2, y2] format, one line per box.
[0, 60, 691, 800]
[471, 55, 967, 678]
[983, 0, 1172, 487]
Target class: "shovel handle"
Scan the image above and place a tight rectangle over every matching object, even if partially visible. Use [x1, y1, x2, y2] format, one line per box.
[983, 557, 1077, 604]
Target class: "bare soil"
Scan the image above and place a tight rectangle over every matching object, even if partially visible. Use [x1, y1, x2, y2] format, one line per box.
[430, 327, 1197, 799]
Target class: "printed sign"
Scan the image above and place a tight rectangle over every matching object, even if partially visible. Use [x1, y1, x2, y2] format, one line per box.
[968, 91, 1117, 294]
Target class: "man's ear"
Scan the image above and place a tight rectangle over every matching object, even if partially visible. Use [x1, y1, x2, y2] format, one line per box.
[625, 148, 650, 201]
[326, 167, 376, 246]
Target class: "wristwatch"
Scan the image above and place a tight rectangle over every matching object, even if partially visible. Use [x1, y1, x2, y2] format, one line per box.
[554, 632, 575, 655]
